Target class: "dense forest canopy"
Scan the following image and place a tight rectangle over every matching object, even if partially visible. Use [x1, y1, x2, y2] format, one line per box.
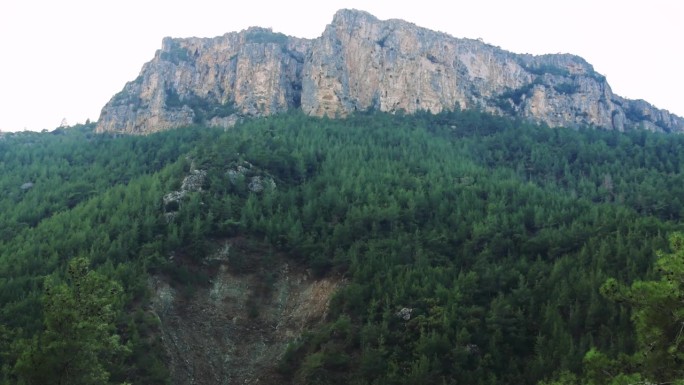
[0, 111, 682, 384]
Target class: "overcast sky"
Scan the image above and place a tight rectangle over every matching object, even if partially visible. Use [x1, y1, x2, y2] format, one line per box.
[1, 0, 682, 132]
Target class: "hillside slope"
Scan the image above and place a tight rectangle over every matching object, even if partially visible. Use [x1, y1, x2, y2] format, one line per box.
[3, 112, 684, 384]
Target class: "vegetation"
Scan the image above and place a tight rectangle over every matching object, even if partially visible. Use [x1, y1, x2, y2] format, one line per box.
[165, 88, 237, 124]
[543, 233, 684, 385]
[495, 81, 540, 114]
[12, 257, 127, 385]
[553, 82, 580, 95]
[244, 28, 289, 45]
[0, 122, 220, 384]
[1, 110, 683, 384]
[520, 62, 571, 77]
[159, 39, 191, 64]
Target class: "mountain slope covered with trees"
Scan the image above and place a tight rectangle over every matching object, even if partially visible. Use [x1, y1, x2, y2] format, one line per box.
[0, 111, 682, 384]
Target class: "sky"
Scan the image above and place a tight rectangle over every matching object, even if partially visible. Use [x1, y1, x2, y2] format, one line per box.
[0, 0, 682, 132]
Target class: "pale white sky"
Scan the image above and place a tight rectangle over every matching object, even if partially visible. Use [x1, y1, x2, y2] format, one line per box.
[0, 0, 682, 132]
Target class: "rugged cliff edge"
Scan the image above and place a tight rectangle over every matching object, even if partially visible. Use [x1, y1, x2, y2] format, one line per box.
[97, 9, 684, 134]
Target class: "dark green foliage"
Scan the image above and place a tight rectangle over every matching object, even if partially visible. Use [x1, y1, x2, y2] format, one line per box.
[187, 97, 236, 123]
[12, 257, 127, 385]
[553, 82, 580, 94]
[598, 233, 684, 383]
[502, 82, 538, 104]
[623, 104, 670, 132]
[376, 35, 389, 48]
[1, 109, 684, 384]
[624, 104, 650, 122]
[589, 71, 607, 82]
[165, 88, 182, 108]
[0, 123, 221, 384]
[545, 233, 684, 384]
[0, 122, 209, 239]
[165, 89, 237, 124]
[181, 110, 682, 384]
[110, 90, 143, 109]
[495, 81, 540, 113]
[521, 62, 571, 77]
[244, 28, 289, 45]
[159, 39, 190, 64]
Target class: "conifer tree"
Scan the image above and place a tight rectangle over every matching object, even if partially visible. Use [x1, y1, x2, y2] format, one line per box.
[13, 257, 128, 385]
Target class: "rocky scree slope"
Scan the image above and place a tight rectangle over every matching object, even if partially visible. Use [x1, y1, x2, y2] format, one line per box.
[150, 250, 341, 385]
[97, 9, 684, 134]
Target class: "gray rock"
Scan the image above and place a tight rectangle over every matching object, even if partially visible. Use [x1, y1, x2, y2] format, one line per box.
[180, 169, 206, 192]
[96, 9, 684, 134]
[97, 28, 310, 134]
[163, 169, 206, 213]
[248, 176, 276, 193]
[150, 261, 344, 385]
[396, 307, 412, 321]
[163, 191, 185, 207]
[227, 163, 251, 184]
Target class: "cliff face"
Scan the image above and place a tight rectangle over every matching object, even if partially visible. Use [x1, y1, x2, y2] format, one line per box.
[96, 9, 684, 134]
[97, 28, 310, 134]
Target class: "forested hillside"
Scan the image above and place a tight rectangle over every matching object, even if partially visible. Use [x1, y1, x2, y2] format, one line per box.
[1, 111, 682, 384]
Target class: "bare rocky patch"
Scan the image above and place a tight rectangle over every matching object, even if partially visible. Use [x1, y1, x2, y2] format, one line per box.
[150, 237, 343, 385]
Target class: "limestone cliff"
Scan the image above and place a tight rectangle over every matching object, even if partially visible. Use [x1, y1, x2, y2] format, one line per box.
[96, 9, 684, 134]
[97, 28, 310, 134]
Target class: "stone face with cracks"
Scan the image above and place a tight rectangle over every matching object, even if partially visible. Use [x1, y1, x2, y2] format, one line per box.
[97, 9, 684, 134]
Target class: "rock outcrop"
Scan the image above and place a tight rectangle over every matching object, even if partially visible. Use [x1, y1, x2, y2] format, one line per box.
[97, 28, 310, 134]
[97, 9, 684, 134]
[150, 238, 343, 385]
[163, 167, 206, 220]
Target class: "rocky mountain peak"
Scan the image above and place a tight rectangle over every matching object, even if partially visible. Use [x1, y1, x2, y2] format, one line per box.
[96, 9, 684, 134]
[331, 8, 378, 23]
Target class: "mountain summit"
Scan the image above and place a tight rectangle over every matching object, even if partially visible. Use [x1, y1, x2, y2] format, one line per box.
[96, 9, 684, 134]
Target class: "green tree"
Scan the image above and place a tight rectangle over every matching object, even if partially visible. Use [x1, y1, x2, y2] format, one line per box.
[13, 257, 129, 385]
[598, 232, 684, 383]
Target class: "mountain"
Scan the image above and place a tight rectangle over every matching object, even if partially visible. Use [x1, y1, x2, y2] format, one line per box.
[96, 9, 684, 134]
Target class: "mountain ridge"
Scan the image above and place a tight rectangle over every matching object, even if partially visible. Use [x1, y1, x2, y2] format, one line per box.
[96, 9, 684, 134]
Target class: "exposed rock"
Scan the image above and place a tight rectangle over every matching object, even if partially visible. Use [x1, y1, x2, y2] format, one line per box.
[96, 9, 684, 134]
[180, 169, 206, 192]
[163, 168, 207, 215]
[162, 191, 185, 207]
[97, 27, 310, 134]
[226, 161, 276, 193]
[248, 175, 276, 193]
[226, 162, 252, 184]
[150, 238, 343, 385]
[150, 277, 175, 316]
[20, 182, 34, 190]
[396, 307, 413, 320]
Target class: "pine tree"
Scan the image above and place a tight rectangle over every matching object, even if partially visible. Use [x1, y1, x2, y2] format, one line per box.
[13, 257, 129, 385]
[598, 232, 684, 383]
